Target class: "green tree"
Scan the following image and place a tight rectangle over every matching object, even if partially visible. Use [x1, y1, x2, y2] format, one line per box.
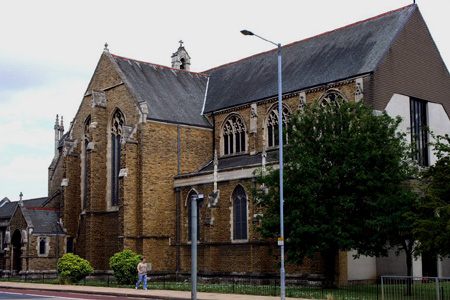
[109, 250, 143, 285]
[414, 134, 450, 257]
[57, 253, 93, 284]
[253, 100, 417, 283]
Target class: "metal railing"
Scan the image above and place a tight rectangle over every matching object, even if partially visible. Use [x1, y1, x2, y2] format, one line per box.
[0, 271, 388, 299]
[381, 276, 450, 300]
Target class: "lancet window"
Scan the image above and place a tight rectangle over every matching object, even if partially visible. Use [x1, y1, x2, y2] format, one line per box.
[83, 116, 91, 210]
[111, 109, 124, 207]
[232, 185, 248, 241]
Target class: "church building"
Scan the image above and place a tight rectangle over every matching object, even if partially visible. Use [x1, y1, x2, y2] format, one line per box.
[2, 4, 450, 281]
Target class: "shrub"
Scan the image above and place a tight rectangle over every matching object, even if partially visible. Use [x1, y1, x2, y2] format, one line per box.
[109, 250, 143, 285]
[57, 253, 93, 284]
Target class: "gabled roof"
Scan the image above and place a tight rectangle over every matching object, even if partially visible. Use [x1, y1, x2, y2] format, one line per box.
[203, 4, 416, 113]
[110, 54, 211, 127]
[0, 197, 54, 233]
[25, 208, 62, 234]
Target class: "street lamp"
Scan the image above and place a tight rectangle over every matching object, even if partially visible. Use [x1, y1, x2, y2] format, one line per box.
[241, 29, 285, 300]
[190, 193, 204, 300]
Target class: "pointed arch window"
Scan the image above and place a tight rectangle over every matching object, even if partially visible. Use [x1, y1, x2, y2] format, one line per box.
[111, 110, 124, 207]
[233, 185, 248, 240]
[267, 104, 290, 148]
[319, 90, 347, 107]
[83, 116, 91, 210]
[222, 114, 246, 155]
[187, 191, 200, 242]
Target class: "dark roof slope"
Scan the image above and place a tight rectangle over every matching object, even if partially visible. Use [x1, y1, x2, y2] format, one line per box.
[203, 4, 416, 113]
[0, 197, 47, 219]
[0, 202, 18, 219]
[112, 55, 211, 127]
[25, 208, 62, 234]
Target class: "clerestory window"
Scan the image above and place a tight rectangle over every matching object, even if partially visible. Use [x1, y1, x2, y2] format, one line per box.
[222, 114, 247, 155]
[266, 104, 290, 148]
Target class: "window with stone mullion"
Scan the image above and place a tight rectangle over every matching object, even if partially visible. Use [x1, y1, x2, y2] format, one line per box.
[410, 98, 428, 166]
[223, 115, 246, 155]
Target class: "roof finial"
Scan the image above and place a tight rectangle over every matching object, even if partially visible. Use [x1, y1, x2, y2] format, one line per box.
[104, 43, 109, 52]
[19, 192, 23, 201]
[179, 40, 184, 48]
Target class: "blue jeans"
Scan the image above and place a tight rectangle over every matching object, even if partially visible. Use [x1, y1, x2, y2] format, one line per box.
[136, 274, 147, 290]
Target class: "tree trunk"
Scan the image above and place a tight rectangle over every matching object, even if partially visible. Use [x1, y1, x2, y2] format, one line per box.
[405, 241, 414, 296]
[322, 248, 338, 287]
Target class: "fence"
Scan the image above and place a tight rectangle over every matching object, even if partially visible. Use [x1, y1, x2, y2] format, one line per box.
[1, 271, 384, 299]
[382, 276, 450, 300]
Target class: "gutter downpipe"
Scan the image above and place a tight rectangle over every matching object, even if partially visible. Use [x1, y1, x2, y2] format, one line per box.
[176, 124, 181, 277]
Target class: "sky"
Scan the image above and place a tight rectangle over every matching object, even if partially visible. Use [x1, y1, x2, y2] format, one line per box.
[1, 0, 449, 201]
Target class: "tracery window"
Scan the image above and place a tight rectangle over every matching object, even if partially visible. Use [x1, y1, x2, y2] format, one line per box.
[266, 104, 290, 148]
[232, 185, 248, 241]
[319, 90, 347, 107]
[111, 109, 124, 207]
[222, 114, 246, 155]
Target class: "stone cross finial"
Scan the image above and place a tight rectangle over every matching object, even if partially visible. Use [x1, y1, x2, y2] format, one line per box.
[179, 40, 184, 48]
[19, 192, 23, 201]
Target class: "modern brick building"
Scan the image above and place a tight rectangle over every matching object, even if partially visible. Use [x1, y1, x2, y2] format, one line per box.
[2, 4, 450, 280]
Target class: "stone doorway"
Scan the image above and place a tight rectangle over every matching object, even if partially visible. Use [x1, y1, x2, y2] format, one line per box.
[11, 230, 22, 273]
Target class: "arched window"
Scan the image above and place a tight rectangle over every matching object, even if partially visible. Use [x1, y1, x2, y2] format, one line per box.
[222, 114, 246, 155]
[111, 109, 124, 207]
[319, 89, 347, 107]
[83, 116, 91, 210]
[232, 185, 248, 240]
[266, 104, 290, 148]
[187, 191, 200, 242]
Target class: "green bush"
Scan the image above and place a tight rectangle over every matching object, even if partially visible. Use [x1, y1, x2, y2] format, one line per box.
[57, 253, 93, 284]
[109, 250, 143, 285]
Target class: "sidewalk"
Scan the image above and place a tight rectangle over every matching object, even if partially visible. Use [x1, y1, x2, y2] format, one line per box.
[0, 281, 307, 300]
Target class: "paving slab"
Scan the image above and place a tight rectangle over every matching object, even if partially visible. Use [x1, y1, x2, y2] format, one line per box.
[0, 281, 310, 300]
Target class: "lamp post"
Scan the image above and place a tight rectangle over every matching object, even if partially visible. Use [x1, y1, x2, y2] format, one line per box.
[241, 29, 285, 300]
[190, 193, 204, 300]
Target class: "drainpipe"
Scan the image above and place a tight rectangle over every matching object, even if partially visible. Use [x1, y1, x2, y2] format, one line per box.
[212, 113, 215, 157]
[176, 124, 181, 276]
[176, 188, 181, 276]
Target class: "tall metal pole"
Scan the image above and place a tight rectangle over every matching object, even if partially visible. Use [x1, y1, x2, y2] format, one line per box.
[191, 195, 198, 300]
[277, 43, 285, 300]
[240, 30, 285, 300]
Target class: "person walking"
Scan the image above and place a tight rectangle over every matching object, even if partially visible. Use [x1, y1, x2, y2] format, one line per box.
[135, 257, 148, 290]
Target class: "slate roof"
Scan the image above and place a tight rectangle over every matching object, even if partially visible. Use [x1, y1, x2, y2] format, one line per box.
[0, 197, 47, 219]
[0, 197, 60, 234]
[203, 4, 416, 113]
[0, 202, 18, 219]
[25, 208, 62, 234]
[199, 150, 279, 173]
[111, 55, 211, 127]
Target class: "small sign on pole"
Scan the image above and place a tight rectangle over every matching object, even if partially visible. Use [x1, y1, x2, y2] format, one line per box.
[278, 237, 284, 246]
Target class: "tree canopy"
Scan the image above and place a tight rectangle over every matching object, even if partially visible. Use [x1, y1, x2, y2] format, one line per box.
[253, 100, 417, 281]
[414, 134, 450, 258]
